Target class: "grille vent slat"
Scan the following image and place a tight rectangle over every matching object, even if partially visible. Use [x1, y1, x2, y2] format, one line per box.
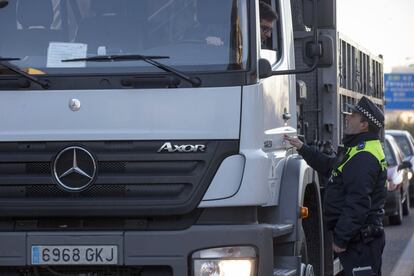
[0, 161, 200, 175]
[27, 162, 51, 174]
[0, 184, 188, 198]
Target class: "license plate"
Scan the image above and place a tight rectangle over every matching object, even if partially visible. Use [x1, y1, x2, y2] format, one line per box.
[31, 245, 118, 265]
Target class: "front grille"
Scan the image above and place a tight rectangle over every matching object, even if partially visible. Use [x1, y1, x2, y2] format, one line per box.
[0, 140, 238, 217]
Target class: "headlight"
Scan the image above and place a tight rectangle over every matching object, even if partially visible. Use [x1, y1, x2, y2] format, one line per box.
[408, 171, 413, 180]
[192, 246, 257, 276]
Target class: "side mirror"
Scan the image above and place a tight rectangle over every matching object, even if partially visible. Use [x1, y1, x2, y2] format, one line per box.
[303, 0, 336, 29]
[258, 59, 272, 79]
[398, 160, 412, 171]
[302, 35, 334, 67]
[270, 0, 334, 76]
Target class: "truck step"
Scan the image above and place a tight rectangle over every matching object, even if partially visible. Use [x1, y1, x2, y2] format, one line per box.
[273, 268, 296, 276]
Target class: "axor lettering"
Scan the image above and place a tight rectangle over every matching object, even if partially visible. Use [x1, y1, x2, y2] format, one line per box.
[157, 142, 206, 153]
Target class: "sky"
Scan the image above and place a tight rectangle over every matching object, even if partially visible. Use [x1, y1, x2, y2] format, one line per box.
[337, 0, 414, 72]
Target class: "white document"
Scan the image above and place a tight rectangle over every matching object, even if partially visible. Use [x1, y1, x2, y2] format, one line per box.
[47, 42, 87, 68]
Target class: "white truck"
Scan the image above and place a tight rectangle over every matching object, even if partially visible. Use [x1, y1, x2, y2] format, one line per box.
[0, 0, 384, 275]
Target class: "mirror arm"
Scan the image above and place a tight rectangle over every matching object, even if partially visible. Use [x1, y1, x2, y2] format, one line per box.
[270, 56, 319, 76]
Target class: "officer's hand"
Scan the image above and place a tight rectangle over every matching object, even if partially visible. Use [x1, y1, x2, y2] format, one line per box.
[284, 135, 303, 150]
[332, 243, 346, 253]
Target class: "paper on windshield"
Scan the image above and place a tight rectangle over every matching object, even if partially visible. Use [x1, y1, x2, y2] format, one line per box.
[47, 42, 87, 68]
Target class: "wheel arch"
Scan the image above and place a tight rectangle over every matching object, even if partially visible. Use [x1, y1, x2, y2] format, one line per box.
[278, 154, 325, 275]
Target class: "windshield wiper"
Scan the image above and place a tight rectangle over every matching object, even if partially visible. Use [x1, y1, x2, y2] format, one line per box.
[0, 58, 20, 61]
[0, 57, 49, 89]
[62, 54, 201, 87]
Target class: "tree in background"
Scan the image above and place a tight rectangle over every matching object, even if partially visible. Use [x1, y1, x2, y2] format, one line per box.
[386, 117, 414, 137]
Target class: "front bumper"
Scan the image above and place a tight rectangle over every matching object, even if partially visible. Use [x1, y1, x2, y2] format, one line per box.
[0, 224, 276, 275]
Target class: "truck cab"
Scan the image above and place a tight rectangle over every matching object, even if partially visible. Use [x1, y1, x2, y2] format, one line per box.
[0, 0, 383, 275]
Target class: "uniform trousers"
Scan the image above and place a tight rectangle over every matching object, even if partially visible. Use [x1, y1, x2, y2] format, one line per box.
[338, 233, 385, 276]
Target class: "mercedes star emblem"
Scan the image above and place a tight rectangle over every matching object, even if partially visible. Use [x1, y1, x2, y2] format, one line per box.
[69, 99, 81, 111]
[52, 146, 97, 191]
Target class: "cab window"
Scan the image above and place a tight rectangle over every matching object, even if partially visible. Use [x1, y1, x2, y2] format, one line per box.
[259, 0, 281, 63]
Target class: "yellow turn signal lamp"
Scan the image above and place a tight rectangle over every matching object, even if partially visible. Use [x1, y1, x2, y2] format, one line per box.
[300, 206, 309, 219]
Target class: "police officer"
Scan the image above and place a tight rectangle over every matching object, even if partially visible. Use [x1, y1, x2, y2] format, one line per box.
[285, 96, 387, 276]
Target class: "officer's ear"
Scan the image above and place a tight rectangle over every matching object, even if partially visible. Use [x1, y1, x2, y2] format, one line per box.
[359, 117, 369, 132]
[361, 120, 369, 130]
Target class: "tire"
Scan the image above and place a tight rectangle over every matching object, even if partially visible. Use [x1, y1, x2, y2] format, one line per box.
[389, 192, 403, 225]
[403, 190, 410, 216]
[300, 228, 315, 276]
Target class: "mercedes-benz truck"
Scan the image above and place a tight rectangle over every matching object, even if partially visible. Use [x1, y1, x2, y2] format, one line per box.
[0, 0, 383, 275]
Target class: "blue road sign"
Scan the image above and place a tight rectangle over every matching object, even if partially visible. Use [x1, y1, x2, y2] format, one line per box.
[385, 73, 414, 110]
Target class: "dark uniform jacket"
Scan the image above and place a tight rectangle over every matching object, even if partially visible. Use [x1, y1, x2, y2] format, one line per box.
[298, 132, 387, 248]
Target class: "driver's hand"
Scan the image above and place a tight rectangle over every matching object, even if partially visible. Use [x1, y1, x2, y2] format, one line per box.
[205, 36, 224, 46]
[284, 135, 303, 150]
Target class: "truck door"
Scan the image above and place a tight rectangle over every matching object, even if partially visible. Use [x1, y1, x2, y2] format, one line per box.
[259, 0, 297, 134]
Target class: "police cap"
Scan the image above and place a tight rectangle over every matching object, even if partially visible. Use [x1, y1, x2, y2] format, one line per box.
[346, 96, 384, 129]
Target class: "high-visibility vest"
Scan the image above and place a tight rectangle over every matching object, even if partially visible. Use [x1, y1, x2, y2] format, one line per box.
[332, 140, 386, 178]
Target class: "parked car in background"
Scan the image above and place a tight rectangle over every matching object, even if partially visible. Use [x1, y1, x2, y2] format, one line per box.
[386, 130, 414, 201]
[383, 134, 412, 225]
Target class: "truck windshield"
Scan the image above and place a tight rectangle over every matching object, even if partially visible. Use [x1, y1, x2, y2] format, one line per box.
[0, 0, 249, 75]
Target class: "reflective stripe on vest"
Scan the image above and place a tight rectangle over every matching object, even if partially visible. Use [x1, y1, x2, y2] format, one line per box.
[337, 140, 387, 173]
